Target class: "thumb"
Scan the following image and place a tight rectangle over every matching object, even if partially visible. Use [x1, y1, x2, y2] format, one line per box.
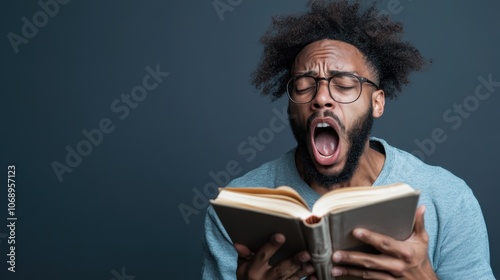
[413, 205, 427, 235]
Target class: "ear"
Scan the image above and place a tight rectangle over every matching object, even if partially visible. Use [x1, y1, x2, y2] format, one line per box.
[371, 89, 385, 118]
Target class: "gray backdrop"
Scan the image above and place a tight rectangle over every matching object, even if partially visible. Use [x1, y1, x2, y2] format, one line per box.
[1, 1, 498, 279]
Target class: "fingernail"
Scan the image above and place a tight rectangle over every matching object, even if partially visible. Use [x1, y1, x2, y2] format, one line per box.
[273, 233, 285, 243]
[333, 252, 342, 262]
[300, 252, 310, 262]
[353, 228, 364, 238]
[332, 267, 342, 276]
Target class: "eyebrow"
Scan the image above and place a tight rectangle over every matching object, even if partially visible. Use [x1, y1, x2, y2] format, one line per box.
[295, 70, 318, 76]
[328, 70, 359, 76]
[293, 70, 360, 76]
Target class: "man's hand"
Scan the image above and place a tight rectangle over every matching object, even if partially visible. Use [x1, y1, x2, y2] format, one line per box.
[332, 205, 438, 279]
[234, 233, 316, 280]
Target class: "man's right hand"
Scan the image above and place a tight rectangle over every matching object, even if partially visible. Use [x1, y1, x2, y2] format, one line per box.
[234, 233, 316, 280]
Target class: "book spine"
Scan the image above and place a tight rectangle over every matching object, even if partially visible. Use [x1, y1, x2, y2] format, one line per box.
[302, 217, 333, 280]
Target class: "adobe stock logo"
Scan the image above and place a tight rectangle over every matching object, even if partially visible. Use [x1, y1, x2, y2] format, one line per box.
[213, 0, 243, 22]
[365, 0, 414, 37]
[51, 64, 169, 183]
[178, 105, 289, 225]
[110, 267, 135, 280]
[7, 0, 71, 54]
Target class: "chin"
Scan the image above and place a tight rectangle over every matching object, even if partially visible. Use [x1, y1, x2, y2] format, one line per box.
[313, 158, 345, 176]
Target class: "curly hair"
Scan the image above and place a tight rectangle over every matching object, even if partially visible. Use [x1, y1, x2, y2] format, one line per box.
[251, 0, 430, 101]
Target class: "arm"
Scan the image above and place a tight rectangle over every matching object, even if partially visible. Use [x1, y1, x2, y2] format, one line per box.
[432, 188, 494, 279]
[201, 206, 238, 279]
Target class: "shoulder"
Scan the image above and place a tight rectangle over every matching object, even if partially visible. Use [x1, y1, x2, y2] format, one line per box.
[228, 149, 296, 188]
[376, 137, 469, 192]
[374, 137, 477, 213]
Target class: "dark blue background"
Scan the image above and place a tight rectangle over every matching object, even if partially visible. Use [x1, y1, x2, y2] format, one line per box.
[1, 1, 498, 279]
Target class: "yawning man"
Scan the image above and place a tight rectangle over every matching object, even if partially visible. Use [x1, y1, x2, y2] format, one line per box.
[202, 1, 495, 279]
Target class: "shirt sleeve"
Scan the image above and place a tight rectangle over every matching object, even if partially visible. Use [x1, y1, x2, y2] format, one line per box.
[201, 205, 237, 279]
[434, 186, 495, 279]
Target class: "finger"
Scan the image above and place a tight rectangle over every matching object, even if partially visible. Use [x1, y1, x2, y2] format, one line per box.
[236, 235, 315, 279]
[281, 252, 314, 279]
[351, 228, 405, 257]
[333, 250, 405, 274]
[234, 243, 253, 260]
[333, 265, 396, 279]
[234, 243, 252, 279]
[234, 243, 254, 279]
[250, 233, 286, 267]
[267, 250, 312, 278]
[285, 263, 315, 280]
[296, 262, 315, 278]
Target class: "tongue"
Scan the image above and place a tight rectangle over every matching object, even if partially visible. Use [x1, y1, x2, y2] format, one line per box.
[315, 131, 337, 156]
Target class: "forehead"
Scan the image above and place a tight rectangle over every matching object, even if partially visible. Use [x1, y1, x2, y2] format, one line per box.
[293, 39, 369, 75]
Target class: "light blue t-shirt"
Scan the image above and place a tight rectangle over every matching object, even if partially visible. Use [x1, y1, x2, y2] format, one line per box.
[201, 138, 495, 279]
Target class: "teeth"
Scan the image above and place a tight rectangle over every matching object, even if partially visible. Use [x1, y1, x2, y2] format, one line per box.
[316, 122, 330, 128]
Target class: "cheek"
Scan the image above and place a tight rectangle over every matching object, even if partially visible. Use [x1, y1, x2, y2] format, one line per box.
[338, 103, 369, 133]
[359, 92, 373, 108]
[289, 104, 308, 122]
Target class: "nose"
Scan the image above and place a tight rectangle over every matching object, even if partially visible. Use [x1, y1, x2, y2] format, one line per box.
[311, 78, 334, 110]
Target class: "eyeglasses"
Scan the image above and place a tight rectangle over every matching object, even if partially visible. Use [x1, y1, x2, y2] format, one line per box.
[286, 72, 380, 104]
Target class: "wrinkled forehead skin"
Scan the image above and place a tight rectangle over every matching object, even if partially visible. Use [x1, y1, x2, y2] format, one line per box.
[292, 39, 378, 82]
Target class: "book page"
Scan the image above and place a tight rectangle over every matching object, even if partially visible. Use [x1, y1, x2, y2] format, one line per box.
[213, 190, 312, 219]
[222, 186, 308, 207]
[312, 183, 418, 216]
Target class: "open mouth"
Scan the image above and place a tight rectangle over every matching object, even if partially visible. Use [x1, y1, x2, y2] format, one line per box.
[310, 118, 341, 166]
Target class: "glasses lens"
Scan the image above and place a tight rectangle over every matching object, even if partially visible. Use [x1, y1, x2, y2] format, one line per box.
[286, 74, 363, 104]
[329, 74, 361, 103]
[287, 76, 316, 103]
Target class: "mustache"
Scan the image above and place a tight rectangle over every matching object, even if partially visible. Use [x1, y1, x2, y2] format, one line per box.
[306, 110, 346, 133]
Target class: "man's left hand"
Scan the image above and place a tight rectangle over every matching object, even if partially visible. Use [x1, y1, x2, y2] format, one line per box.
[331, 205, 438, 279]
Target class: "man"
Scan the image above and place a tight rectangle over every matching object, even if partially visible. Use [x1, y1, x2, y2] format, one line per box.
[202, 1, 495, 279]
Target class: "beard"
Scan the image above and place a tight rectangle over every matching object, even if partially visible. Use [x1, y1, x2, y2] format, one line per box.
[289, 106, 374, 189]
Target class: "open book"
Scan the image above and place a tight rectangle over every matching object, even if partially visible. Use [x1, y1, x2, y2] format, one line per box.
[211, 182, 420, 280]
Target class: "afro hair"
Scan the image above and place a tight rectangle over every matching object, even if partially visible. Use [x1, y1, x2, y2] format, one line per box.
[251, 0, 430, 101]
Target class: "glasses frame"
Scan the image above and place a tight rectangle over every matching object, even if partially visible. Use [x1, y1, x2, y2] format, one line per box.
[286, 71, 380, 104]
